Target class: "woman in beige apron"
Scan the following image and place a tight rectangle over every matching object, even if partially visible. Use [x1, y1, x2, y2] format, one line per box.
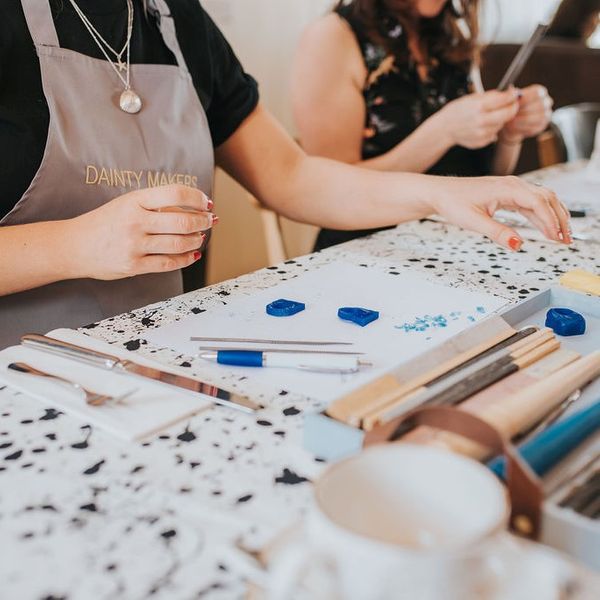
[0, 0, 213, 347]
[0, 0, 572, 349]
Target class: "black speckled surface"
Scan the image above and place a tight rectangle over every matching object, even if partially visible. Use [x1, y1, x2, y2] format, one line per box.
[1, 163, 599, 598]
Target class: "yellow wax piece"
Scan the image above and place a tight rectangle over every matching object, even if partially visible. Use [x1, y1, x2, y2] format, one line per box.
[560, 269, 600, 297]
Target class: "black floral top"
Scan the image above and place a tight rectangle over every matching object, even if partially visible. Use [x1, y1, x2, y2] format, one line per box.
[315, 3, 494, 251]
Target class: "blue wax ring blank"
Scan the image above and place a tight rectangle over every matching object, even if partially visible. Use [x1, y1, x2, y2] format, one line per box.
[545, 308, 586, 337]
[266, 299, 306, 317]
[338, 307, 380, 327]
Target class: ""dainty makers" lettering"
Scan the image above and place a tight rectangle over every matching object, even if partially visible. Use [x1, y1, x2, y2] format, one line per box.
[85, 165, 198, 189]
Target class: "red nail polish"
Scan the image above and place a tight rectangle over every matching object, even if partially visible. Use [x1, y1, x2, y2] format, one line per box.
[212, 215, 219, 225]
[508, 236, 522, 251]
[206, 198, 214, 211]
[193, 251, 202, 261]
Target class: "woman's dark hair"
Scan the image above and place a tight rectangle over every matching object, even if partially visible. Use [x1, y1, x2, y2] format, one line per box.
[335, 0, 481, 67]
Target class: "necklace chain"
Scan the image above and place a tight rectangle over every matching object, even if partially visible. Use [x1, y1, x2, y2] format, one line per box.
[68, 0, 133, 63]
[68, 0, 134, 88]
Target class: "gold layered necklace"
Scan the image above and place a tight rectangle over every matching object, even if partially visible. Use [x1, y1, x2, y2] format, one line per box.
[68, 0, 142, 114]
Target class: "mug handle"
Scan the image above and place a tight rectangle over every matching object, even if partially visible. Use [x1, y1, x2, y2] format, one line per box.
[367, 406, 544, 540]
[266, 541, 337, 600]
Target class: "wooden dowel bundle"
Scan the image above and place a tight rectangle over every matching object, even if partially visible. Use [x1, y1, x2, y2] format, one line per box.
[364, 329, 556, 430]
[327, 326, 542, 428]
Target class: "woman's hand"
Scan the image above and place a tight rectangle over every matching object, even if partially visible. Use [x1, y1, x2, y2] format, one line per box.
[436, 89, 521, 149]
[433, 176, 571, 251]
[500, 85, 553, 144]
[69, 185, 216, 280]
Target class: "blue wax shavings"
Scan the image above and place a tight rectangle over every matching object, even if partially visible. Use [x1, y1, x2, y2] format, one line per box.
[545, 308, 586, 337]
[396, 308, 487, 334]
[338, 307, 380, 327]
[395, 313, 449, 333]
[266, 299, 306, 317]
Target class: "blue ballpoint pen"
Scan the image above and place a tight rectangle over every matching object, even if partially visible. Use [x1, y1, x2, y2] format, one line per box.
[199, 350, 370, 374]
[488, 399, 600, 479]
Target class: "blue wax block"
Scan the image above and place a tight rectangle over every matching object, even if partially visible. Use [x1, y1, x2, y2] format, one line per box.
[266, 299, 306, 317]
[338, 307, 380, 327]
[545, 307, 586, 337]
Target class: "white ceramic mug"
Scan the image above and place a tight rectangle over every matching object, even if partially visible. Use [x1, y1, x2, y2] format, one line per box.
[586, 118, 600, 181]
[265, 444, 565, 600]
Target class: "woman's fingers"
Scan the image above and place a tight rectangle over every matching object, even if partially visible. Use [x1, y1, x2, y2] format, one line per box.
[503, 181, 571, 244]
[483, 102, 520, 129]
[547, 193, 572, 243]
[460, 207, 523, 251]
[138, 250, 202, 275]
[481, 89, 520, 111]
[145, 209, 216, 234]
[142, 232, 206, 255]
[517, 207, 554, 239]
[137, 184, 213, 212]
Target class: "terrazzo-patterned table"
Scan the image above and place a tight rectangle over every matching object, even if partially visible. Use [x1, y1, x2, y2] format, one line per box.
[1, 164, 599, 599]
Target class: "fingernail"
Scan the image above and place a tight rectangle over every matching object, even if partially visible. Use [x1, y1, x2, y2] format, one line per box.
[193, 251, 202, 261]
[508, 236, 522, 251]
[212, 214, 219, 225]
[516, 90, 523, 99]
[206, 198, 214, 211]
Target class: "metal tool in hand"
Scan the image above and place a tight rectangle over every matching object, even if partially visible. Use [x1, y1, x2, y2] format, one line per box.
[190, 336, 354, 346]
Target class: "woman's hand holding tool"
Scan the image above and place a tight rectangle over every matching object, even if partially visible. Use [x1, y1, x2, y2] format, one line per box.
[434, 89, 520, 149]
[500, 85, 553, 145]
[69, 184, 216, 280]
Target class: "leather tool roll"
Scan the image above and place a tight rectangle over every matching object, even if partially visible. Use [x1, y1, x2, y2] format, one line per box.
[365, 406, 545, 540]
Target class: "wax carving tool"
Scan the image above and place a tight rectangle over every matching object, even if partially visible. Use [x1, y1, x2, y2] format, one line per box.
[195, 346, 365, 356]
[578, 480, 600, 519]
[559, 471, 600, 515]
[21, 334, 260, 414]
[423, 326, 538, 387]
[199, 351, 371, 374]
[458, 352, 600, 441]
[190, 337, 354, 346]
[498, 23, 549, 90]
[414, 337, 559, 410]
[365, 329, 555, 430]
[515, 388, 582, 444]
[547, 452, 599, 496]
[400, 348, 580, 458]
[327, 324, 536, 426]
[488, 399, 600, 479]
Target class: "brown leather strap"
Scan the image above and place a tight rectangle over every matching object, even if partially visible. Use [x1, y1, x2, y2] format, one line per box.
[366, 406, 544, 540]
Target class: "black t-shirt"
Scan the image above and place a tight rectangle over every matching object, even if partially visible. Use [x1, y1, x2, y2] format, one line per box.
[0, 0, 259, 219]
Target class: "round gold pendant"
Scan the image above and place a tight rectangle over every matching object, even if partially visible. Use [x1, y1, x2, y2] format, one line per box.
[119, 88, 142, 114]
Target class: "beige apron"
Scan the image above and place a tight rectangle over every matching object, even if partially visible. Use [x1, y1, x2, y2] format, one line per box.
[0, 0, 214, 348]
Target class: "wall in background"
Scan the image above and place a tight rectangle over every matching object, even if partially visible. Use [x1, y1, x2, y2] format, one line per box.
[203, 0, 330, 284]
[480, 0, 561, 43]
[202, 0, 566, 284]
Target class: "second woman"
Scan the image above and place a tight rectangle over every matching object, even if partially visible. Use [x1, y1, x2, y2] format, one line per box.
[293, 0, 554, 250]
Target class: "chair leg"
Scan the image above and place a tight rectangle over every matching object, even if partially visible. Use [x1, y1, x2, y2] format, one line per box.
[537, 130, 562, 168]
[260, 208, 287, 265]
